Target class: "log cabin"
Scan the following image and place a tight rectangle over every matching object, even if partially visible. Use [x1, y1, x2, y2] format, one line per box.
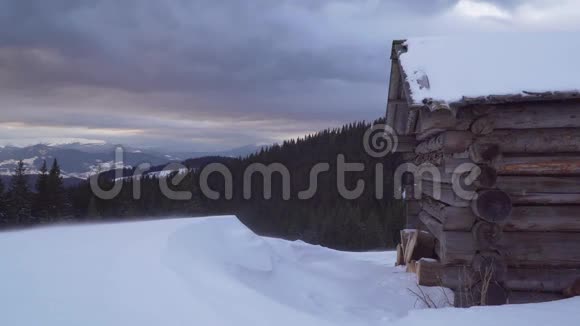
[387, 35, 580, 306]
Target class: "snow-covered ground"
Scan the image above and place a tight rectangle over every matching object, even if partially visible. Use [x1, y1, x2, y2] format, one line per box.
[0, 216, 578, 326]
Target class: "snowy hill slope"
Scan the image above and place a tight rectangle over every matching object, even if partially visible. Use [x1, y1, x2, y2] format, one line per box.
[0, 216, 578, 326]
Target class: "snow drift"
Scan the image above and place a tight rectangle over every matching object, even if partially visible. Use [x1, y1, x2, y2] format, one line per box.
[0, 216, 577, 325]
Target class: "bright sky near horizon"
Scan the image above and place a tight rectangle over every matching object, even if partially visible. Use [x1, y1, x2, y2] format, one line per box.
[1, 0, 580, 151]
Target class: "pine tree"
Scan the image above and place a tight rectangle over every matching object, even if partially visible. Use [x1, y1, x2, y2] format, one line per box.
[9, 160, 32, 225]
[33, 160, 50, 222]
[0, 177, 8, 225]
[47, 159, 69, 219]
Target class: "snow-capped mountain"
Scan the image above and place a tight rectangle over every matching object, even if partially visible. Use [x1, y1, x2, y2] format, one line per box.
[0, 143, 176, 180]
[0, 143, 265, 181]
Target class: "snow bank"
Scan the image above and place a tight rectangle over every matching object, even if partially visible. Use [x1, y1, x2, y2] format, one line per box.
[0, 216, 578, 326]
[399, 34, 580, 105]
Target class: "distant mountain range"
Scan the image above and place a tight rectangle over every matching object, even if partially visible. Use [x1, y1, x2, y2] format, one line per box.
[0, 143, 265, 184]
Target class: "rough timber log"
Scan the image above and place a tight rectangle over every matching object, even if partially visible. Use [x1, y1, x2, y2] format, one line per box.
[418, 261, 580, 293]
[455, 282, 508, 307]
[438, 231, 580, 267]
[414, 152, 472, 172]
[418, 210, 444, 241]
[420, 165, 497, 189]
[396, 244, 405, 266]
[421, 203, 580, 232]
[472, 222, 503, 250]
[486, 102, 580, 129]
[496, 176, 580, 204]
[393, 135, 418, 153]
[471, 189, 513, 223]
[506, 269, 580, 293]
[402, 230, 436, 265]
[420, 197, 476, 231]
[497, 176, 580, 193]
[420, 180, 473, 207]
[496, 155, 580, 175]
[416, 258, 443, 286]
[504, 206, 580, 232]
[476, 128, 580, 153]
[455, 288, 565, 307]
[507, 292, 565, 304]
[472, 252, 508, 281]
[415, 131, 474, 155]
[417, 102, 580, 140]
[564, 279, 580, 298]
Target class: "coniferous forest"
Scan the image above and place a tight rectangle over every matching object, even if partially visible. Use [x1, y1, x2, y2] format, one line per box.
[1, 118, 405, 250]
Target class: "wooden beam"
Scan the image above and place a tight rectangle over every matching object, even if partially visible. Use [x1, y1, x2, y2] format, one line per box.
[471, 189, 513, 223]
[421, 180, 473, 208]
[485, 102, 580, 130]
[505, 269, 580, 293]
[504, 206, 580, 232]
[507, 291, 565, 305]
[415, 131, 474, 155]
[497, 176, 580, 194]
[418, 210, 444, 241]
[420, 165, 497, 189]
[496, 155, 580, 175]
[420, 197, 477, 231]
[393, 135, 418, 153]
[416, 258, 443, 286]
[476, 128, 580, 154]
[497, 176, 580, 204]
[422, 263, 580, 293]
[441, 231, 580, 267]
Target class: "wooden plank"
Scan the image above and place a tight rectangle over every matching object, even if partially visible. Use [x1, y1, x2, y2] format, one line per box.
[496, 155, 580, 175]
[510, 193, 580, 205]
[441, 231, 580, 267]
[415, 107, 477, 141]
[402, 229, 436, 264]
[418, 210, 444, 241]
[497, 176, 580, 204]
[497, 176, 580, 194]
[420, 197, 476, 231]
[396, 244, 405, 266]
[406, 260, 418, 274]
[415, 131, 474, 155]
[476, 128, 580, 154]
[505, 268, 580, 293]
[430, 264, 580, 293]
[504, 206, 580, 232]
[416, 258, 442, 286]
[487, 102, 580, 130]
[564, 279, 580, 297]
[420, 165, 497, 189]
[437, 232, 475, 265]
[507, 291, 565, 304]
[409, 206, 579, 241]
[421, 180, 473, 208]
[471, 189, 513, 223]
[393, 135, 418, 153]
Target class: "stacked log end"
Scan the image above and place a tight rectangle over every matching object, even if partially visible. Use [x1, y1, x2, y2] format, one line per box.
[399, 101, 580, 307]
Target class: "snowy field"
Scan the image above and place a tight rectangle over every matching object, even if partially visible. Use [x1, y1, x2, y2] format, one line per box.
[0, 216, 578, 326]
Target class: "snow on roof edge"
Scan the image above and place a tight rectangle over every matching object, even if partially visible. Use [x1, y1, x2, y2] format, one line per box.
[396, 35, 580, 108]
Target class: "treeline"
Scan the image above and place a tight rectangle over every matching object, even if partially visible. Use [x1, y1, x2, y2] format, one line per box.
[0, 160, 70, 228]
[65, 118, 405, 250]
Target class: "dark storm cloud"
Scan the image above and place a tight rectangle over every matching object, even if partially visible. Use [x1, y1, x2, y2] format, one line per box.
[0, 0, 457, 93]
[0, 0, 576, 150]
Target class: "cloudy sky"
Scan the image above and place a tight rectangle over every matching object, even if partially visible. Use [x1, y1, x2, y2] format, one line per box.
[1, 0, 579, 151]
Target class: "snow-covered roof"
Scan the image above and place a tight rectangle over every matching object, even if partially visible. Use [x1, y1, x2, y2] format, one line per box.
[396, 34, 580, 106]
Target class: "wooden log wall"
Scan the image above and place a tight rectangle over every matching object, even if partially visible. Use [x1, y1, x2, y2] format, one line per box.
[399, 100, 580, 307]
